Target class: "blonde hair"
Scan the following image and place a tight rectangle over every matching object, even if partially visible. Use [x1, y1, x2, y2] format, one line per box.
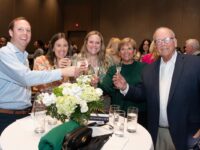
[80, 30, 105, 65]
[149, 41, 159, 60]
[106, 37, 120, 53]
[119, 37, 137, 50]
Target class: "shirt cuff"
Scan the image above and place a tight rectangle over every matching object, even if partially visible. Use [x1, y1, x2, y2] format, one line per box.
[120, 84, 129, 96]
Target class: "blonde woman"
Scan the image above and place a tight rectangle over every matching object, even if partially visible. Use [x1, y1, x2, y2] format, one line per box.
[76, 30, 108, 82]
[105, 37, 121, 66]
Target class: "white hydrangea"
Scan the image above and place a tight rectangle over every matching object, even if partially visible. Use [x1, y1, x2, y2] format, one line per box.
[36, 74, 103, 121]
[56, 95, 78, 117]
[95, 88, 103, 97]
[76, 75, 92, 85]
[36, 93, 56, 106]
[79, 100, 88, 113]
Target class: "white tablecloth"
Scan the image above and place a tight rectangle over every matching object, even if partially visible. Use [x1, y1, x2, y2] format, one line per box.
[1, 116, 154, 150]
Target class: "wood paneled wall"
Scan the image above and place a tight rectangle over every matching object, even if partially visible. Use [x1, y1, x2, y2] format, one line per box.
[0, 0, 64, 52]
[1, 0, 200, 51]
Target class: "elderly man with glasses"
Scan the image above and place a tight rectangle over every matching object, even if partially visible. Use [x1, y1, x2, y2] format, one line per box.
[113, 27, 200, 150]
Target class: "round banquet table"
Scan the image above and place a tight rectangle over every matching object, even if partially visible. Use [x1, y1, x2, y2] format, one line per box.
[0, 116, 154, 150]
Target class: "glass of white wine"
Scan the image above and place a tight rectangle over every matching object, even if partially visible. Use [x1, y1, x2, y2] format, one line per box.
[116, 61, 122, 74]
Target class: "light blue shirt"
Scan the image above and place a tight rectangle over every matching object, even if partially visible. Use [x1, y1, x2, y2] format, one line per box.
[0, 42, 62, 109]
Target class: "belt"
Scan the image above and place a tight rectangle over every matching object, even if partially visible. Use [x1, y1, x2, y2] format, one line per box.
[0, 107, 31, 115]
[159, 126, 169, 128]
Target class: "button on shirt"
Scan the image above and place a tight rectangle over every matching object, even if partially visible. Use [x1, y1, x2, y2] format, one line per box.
[159, 51, 177, 127]
[0, 42, 62, 109]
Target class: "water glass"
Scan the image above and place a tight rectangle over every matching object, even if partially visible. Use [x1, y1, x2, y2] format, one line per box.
[127, 106, 138, 133]
[32, 101, 46, 134]
[114, 110, 125, 137]
[47, 116, 57, 125]
[109, 105, 120, 127]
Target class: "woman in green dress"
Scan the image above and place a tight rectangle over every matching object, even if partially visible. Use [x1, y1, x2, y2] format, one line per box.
[99, 37, 147, 127]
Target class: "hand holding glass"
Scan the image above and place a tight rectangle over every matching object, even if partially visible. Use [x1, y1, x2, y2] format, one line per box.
[77, 57, 88, 68]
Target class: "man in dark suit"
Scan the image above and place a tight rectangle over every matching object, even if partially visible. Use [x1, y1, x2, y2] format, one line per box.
[113, 27, 200, 150]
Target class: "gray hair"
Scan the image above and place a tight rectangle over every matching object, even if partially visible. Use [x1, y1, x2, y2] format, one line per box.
[185, 39, 200, 50]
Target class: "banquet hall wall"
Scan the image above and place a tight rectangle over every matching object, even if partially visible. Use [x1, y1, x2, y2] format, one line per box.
[0, 0, 200, 51]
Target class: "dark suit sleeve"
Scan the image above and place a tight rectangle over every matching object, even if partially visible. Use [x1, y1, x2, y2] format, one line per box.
[125, 82, 146, 102]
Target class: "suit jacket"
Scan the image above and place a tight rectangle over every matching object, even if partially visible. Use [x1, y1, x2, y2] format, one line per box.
[126, 53, 200, 150]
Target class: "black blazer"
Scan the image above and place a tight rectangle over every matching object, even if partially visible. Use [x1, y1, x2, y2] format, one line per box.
[126, 53, 200, 150]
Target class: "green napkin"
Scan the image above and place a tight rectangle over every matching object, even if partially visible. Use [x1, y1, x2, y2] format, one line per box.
[38, 120, 80, 150]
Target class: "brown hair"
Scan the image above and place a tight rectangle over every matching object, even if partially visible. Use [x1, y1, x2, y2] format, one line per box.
[8, 17, 29, 30]
[46, 33, 68, 66]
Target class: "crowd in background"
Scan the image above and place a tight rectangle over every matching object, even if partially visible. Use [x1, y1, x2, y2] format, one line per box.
[0, 17, 200, 150]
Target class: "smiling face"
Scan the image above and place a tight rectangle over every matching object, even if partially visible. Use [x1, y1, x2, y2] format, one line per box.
[143, 40, 150, 53]
[154, 27, 177, 62]
[119, 43, 135, 64]
[86, 34, 101, 56]
[9, 19, 31, 51]
[53, 38, 68, 59]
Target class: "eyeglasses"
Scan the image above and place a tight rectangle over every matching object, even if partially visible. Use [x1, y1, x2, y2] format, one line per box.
[154, 37, 174, 45]
[120, 47, 136, 51]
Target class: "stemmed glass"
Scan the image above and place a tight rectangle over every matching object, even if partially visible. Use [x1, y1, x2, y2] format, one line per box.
[64, 55, 72, 66]
[93, 66, 99, 76]
[76, 57, 88, 75]
[77, 57, 88, 68]
[116, 61, 122, 74]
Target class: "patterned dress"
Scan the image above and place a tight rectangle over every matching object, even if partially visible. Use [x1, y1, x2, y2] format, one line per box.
[33, 55, 67, 92]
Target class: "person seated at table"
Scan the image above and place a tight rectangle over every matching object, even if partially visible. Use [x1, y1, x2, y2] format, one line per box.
[33, 33, 71, 92]
[0, 17, 86, 134]
[92, 37, 147, 127]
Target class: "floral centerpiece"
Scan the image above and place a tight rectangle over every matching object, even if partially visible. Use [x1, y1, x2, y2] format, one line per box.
[36, 75, 104, 125]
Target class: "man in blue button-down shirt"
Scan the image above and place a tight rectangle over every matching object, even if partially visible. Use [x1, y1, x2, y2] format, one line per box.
[0, 17, 83, 134]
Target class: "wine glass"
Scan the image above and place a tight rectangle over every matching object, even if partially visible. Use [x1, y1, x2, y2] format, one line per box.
[93, 66, 99, 76]
[77, 57, 88, 68]
[116, 62, 122, 74]
[64, 55, 72, 66]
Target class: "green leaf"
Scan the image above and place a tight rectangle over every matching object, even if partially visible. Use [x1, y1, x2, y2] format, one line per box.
[53, 87, 63, 97]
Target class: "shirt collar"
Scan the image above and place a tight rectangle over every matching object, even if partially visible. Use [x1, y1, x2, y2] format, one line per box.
[7, 42, 28, 58]
[160, 50, 177, 65]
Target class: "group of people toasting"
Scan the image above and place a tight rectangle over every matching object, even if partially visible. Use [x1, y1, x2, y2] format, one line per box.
[0, 16, 200, 150]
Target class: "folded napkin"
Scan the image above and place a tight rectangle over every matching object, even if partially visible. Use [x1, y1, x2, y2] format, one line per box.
[102, 135, 129, 150]
[38, 120, 80, 150]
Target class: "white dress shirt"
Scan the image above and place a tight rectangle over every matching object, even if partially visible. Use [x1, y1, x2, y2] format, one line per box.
[121, 51, 178, 127]
[159, 51, 177, 127]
